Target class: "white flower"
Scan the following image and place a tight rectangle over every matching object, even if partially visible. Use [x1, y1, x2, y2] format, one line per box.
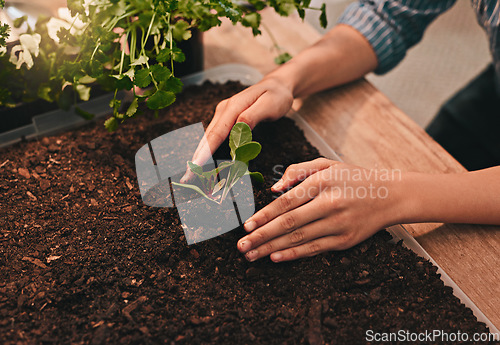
[9, 33, 41, 69]
[0, 46, 6, 56]
[46, 8, 86, 54]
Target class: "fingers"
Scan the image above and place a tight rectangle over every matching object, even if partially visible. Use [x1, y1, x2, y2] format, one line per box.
[238, 192, 332, 258]
[242, 214, 356, 263]
[243, 174, 322, 235]
[181, 88, 266, 183]
[269, 235, 352, 263]
[271, 158, 337, 192]
[246, 218, 336, 262]
[237, 89, 292, 126]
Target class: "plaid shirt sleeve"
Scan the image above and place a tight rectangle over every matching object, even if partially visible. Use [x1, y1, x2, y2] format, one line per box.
[337, 0, 457, 74]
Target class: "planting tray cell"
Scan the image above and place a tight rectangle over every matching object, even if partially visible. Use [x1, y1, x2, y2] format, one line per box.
[0, 92, 124, 148]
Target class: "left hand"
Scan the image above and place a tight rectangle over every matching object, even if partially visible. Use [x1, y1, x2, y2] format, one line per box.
[237, 158, 405, 262]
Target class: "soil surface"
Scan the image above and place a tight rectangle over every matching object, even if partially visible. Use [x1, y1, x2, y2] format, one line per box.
[0, 82, 496, 344]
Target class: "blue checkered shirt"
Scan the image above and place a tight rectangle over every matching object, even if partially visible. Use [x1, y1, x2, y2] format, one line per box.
[338, 0, 500, 90]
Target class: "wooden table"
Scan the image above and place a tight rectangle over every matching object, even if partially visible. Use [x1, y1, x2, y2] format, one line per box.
[204, 8, 500, 329]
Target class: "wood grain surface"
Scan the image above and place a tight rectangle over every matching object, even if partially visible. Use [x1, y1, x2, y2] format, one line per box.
[204, 8, 500, 329]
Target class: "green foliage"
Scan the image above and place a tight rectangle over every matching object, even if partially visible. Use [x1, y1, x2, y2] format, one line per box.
[0, 0, 327, 130]
[274, 52, 292, 65]
[0, 0, 9, 48]
[172, 122, 263, 203]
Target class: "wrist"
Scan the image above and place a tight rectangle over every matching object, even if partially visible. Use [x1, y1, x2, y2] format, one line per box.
[391, 172, 456, 224]
[384, 172, 428, 225]
[263, 60, 301, 97]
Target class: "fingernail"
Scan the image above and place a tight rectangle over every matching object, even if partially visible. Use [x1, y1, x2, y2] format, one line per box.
[238, 239, 251, 252]
[271, 252, 283, 262]
[245, 250, 258, 262]
[244, 220, 256, 232]
[271, 180, 283, 191]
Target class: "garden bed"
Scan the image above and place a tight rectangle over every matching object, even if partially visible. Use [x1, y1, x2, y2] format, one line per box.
[0, 79, 495, 344]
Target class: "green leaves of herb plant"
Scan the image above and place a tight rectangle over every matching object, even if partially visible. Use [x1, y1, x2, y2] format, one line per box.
[146, 90, 176, 110]
[0, 0, 328, 130]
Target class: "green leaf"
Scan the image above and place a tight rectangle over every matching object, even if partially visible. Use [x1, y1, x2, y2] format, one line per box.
[150, 64, 171, 82]
[162, 76, 183, 94]
[134, 68, 152, 88]
[125, 98, 139, 117]
[13, 16, 27, 29]
[75, 106, 95, 120]
[146, 90, 175, 110]
[212, 178, 226, 195]
[115, 75, 134, 90]
[222, 160, 249, 200]
[156, 48, 170, 63]
[104, 117, 119, 132]
[67, 0, 85, 16]
[171, 47, 185, 63]
[274, 52, 292, 65]
[320, 3, 328, 29]
[171, 181, 218, 204]
[234, 142, 261, 163]
[248, 171, 264, 183]
[241, 12, 260, 29]
[76, 84, 91, 101]
[37, 85, 53, 103]
[188, 161, 204, 177]
[172, 20, 192, 42]
[229, 122, 252, 159]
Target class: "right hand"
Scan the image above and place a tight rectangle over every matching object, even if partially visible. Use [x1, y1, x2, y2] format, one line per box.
[181, 75, 294, 182]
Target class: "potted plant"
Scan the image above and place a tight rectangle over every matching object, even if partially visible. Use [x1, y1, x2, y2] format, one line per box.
[0, 0, 327, 135]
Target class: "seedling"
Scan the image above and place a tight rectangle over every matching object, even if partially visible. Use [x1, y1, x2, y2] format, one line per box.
[172, 122, 263, 203]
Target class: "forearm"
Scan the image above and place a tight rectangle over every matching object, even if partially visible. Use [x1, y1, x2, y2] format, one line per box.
[396, 167, 500, 225]
[264, 24, 378, 98]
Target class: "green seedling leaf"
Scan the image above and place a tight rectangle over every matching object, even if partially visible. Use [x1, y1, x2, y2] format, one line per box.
[234, 142, 261, 163]
[247, 171, 264, 183]
[229, 122, 252, 159]
[171, 181, 219, 204]
[212, 178, 226, 195]
[222, 160, 249, 200]
[188, 161, 204, 178]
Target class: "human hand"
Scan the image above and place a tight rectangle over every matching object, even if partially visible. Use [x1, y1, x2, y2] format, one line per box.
[180, 76, 294, 182]
[237, 158, 405, 262]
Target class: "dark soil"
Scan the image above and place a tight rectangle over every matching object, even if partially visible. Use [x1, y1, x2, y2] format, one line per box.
[0, 81, 496, 345]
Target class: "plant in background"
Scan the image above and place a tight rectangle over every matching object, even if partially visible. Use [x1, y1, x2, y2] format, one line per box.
[0, 1, 327, 131]
[172, 122, 263, 203]
[0, 0, 9, 49]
